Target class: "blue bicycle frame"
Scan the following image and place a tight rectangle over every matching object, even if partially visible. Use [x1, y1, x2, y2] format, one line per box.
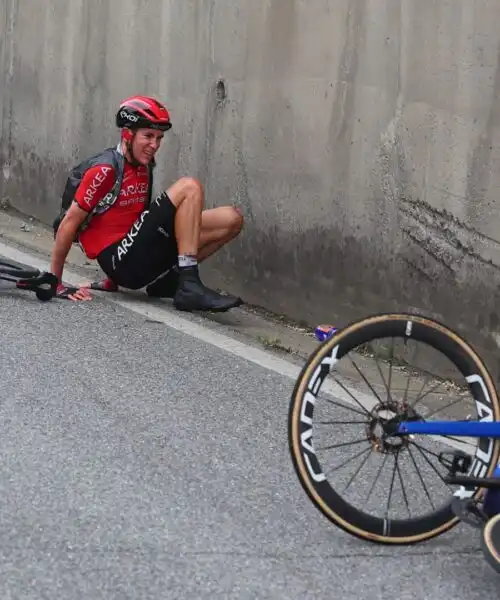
[397, 420, 500, 438]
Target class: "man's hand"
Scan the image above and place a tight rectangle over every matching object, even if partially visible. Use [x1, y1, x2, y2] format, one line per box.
[56, 283, 93, 301]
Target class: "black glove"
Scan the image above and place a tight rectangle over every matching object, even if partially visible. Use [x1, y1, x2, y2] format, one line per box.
[56, 283, 77, 297]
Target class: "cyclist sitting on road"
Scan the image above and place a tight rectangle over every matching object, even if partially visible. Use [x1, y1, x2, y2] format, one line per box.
[50, 95, 243, 312]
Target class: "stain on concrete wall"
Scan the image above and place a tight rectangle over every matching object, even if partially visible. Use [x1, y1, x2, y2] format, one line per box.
[3, 0, 500, 373]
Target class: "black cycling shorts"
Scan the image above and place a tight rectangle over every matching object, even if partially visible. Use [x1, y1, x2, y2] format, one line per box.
[96, 191, 178, 289]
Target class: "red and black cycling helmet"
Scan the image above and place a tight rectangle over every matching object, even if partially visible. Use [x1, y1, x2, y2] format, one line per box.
[116, 95, 172, 131]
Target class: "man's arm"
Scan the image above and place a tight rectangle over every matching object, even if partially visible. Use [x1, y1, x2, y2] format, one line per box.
[50, 163, 117, 285]
[50, 202, 88, 284]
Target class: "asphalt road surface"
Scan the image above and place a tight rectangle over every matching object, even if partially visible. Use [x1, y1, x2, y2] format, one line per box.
[1, 246, 500, 599]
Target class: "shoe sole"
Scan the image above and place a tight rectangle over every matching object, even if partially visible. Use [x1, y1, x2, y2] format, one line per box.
[174, 299, 243, 313]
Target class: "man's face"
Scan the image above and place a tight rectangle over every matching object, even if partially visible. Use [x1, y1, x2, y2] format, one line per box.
[130, 128, 164, 165]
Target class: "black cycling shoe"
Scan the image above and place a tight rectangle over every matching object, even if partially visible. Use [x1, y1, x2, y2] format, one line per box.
[146, 268, 179, 298]
[173, 266, 242, 312]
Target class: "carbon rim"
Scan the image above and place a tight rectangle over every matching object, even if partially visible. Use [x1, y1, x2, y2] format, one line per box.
[289, 313, 500, 544]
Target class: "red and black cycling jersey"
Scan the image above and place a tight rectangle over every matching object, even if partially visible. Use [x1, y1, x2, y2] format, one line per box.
[74, 161, 150, 258]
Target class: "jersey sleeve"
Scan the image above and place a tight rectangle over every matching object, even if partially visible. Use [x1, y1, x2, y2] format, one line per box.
[74, 164, 117, 213]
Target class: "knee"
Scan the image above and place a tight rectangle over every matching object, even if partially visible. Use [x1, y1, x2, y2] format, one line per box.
[228, 206, 244, 236]
[166, 176, 204, 209]
[179, 176, 203, 199]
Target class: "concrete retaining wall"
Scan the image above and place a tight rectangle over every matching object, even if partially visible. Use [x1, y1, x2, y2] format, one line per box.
[3, 0, 500, 373]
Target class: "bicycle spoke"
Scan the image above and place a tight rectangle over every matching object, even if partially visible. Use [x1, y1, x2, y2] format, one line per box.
[342, 447, 373, 494]
[316, 438, 369, 451]
[410, 379, 445, 409]
[385, 454, 399, 519]
[323, 397, 368, 418]
[409, 444, 441, 460]
[348, 356, 385, 406]
[407, 445, 436, 510]
[328, 375, 373, 417]
[443, 435, 474, 448]
[387, 338, 395, 395]
[328, 446, 372, 476]
[315, 419, 367, 425]
[373, 339, 394, 404]
[402, 339, 414, 406]
[411, 376, 430, 407]
[363, 453, 389, 509]
[402, 368, 412, 406]
[395, 455, 411, 518]
[424, 395, 468, 419]
[410, 442, 451, 491]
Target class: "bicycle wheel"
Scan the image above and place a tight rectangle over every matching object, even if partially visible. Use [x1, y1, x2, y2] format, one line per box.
[481, 513, 500, 574]
[0, 259, 40, 279]
[288, 313, 500, 544]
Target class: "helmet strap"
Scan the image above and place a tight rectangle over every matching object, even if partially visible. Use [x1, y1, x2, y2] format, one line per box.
[122, 128, 141, 167]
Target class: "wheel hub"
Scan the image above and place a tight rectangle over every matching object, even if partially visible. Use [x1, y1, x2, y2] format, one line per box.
[367, 401, 417, 454]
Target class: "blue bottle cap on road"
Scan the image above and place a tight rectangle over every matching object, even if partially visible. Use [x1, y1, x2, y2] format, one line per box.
[314, 324, 338, 342]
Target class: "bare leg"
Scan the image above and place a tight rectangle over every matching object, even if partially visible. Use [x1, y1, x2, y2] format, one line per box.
[162, 177, 243, 311]
[166, 176, 203, 257]
[83, 187, 243, 296]
[197, 206, 244, 261]
[166, 183, 243, 261]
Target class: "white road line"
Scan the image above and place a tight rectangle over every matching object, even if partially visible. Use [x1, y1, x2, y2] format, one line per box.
[0, 240, 476, 457]
[0, 240, 376, 408]
[1, 236, 493, 559]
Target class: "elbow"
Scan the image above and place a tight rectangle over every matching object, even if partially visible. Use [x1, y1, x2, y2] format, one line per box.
[55, 214, 81, 247]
